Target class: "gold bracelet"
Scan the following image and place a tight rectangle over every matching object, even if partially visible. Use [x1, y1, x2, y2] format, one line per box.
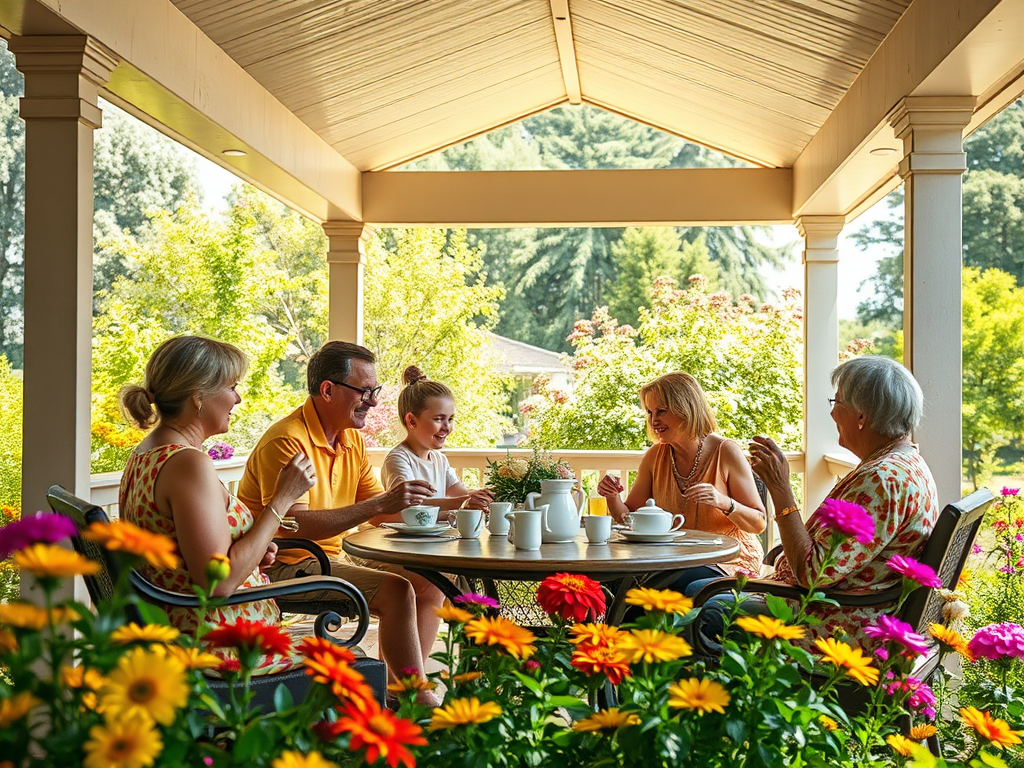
[775, 505, 800, 521]
[266, 503, 300, 532]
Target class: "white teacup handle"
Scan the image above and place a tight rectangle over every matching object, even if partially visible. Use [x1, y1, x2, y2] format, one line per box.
[669, 514, 685, 532]
[507, 515, 516, 544]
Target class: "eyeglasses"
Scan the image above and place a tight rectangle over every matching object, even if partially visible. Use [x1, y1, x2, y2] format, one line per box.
[329, 380, 383, 404]
[828, 397, 843, 407]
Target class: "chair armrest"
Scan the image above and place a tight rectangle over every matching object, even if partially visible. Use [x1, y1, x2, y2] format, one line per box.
[692, 576, 905, 609]
[763, 545, 784, 566]
[273, 538, 332, 576]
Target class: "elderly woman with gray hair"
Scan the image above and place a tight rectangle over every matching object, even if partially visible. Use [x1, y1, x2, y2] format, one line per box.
[702, 356, 940, 647]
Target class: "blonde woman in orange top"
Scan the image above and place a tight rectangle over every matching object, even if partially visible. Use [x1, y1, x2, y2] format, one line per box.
[597, 372, 766, 594]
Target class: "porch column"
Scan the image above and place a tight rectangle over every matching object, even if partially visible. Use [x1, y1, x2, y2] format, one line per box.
[11, 36, 117, 512]
[891, 97, 974, 506]
[797, 216, 844, 513]
[323, 222, 371, 345]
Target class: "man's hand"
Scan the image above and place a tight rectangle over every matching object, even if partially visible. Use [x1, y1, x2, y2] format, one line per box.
[382, 479, 436, 512]
[258, 541, 278, 571]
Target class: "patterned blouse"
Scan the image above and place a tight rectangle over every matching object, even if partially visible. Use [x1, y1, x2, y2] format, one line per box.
[771, 443, 940, 646]
[119, 444, 295, 675]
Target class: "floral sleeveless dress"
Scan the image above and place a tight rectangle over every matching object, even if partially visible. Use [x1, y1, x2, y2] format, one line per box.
[119, 444, 296, 675]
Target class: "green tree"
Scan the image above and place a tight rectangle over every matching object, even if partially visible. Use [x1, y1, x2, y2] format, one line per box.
[0, 354, 21, 509]
[0, 42, 24, 366]
[961, 267, 1024, 488]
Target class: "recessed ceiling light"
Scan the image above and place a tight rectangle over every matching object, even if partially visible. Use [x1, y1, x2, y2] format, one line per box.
[222, 149, 247, 157]
[870, 147, 899, 157]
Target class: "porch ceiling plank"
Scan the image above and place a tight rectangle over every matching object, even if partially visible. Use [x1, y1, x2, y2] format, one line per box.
[361, 168, 792, 228]
[549, 0, 582, 104]
[2, 0, 364, 223]
[793, 0, 1020, 219]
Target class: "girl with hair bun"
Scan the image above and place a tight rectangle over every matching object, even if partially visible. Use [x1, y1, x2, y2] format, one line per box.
[380, 366, 494, 513]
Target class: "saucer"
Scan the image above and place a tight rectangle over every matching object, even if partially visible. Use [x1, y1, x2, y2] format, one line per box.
[618, 530, 685, 543]
[382, 522, 451, 536]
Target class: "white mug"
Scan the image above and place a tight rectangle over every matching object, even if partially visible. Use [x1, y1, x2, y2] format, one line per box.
[488, 502, 513, 535]
[506, 508, 543, 551]
[450, 508, 483, 539]
[400, 505, 440, 528]
[584, 515, 612, 544]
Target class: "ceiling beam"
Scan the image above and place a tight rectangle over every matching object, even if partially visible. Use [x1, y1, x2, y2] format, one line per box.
[0, 0, 362, 223]
[549, 0, 581, 105]
[362, 168, 792, 228]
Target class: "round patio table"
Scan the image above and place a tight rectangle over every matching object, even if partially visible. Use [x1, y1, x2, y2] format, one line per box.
[342, 527, 740, 626]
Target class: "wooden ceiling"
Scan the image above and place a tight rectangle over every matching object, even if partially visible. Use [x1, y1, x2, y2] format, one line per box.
[171, 0, 911, 171]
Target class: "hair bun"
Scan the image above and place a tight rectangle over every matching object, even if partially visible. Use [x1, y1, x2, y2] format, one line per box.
[403, 365, 427, 386]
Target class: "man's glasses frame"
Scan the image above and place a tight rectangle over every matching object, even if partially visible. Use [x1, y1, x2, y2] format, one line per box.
[329, 380, 383, 404]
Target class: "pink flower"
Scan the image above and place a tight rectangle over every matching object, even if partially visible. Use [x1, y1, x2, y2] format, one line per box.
[885, 676, 936, 717]
[453, 593, 500, 610]
[523, 659, 541, 673]
[1002, 487, 1020, 497]
[207, 441, 234, 460]
[967, 623, 1024, 661]
[863, 615, 930, 656]
[886, 555, 942, 588]
[994, 520, 1009, 532]
[817, 499, 875, 544]
[0, 512, 77, 559]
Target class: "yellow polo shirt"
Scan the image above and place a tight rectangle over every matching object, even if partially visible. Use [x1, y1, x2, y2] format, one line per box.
[237, 397, 383, 563]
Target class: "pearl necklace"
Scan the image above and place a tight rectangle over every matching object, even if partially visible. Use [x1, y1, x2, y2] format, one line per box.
[670, 435, 707, 491]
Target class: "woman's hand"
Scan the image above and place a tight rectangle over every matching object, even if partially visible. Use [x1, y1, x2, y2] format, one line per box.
[258, 541, 278, 571]
[748, 436, 790, 492]
[273, 451, 316, 507]
[683, 482, 728, 510]
[597, 474, 624, 498]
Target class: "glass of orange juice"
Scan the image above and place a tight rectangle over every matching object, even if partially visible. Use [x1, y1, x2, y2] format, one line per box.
[588, 495, 609, 516]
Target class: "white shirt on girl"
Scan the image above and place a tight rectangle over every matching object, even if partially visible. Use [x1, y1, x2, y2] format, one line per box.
[381, 442, 459, 494]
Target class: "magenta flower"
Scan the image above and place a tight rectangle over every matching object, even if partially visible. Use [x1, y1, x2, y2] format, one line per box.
[453, 593, 500, 610]
[523, 659, 541, 673]
[0, 512, 77, 559]
[972, 543, 984, 555]
[863, 615, 930, 656]
[886, 555, 942, 588]
[207, 441, 235, 461]
[817, 499, 875, 544]
[885, 676, 936, 716]
[967, 622, 1024, 661]
[1002, 487, 1020, 497]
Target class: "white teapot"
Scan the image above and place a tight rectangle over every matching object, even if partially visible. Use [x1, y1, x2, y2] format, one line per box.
[627, 498, 685, 535]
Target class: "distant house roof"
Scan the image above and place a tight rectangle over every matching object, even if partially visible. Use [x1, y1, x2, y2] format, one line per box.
[489, 333, 565, 376]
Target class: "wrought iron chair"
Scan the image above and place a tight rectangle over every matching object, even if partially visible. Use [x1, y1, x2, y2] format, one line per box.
[691, 488, 994, 752]
[47, 484, 387, 710]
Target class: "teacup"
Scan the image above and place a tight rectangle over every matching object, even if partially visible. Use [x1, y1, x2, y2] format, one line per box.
[400, 505, 440, 528]
[628, 498, 684, 535]
[584, 515, 612, 544]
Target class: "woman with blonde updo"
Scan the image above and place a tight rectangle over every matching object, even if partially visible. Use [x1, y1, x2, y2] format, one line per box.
[119, 335, 314, 672]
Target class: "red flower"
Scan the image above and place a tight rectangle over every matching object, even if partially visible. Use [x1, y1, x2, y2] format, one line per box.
[217, 658, 241, 675]
[571, 644, 632, 685]
[536, 573, 606, 623]
[333, 699, 427, 768]
[303, 653, 376, 707]
[204, 619, 292, 657]
[297, 636, 357, 665]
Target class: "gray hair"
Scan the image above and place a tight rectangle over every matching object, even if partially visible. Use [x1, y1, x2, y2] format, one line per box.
[831, 356, 923, 438]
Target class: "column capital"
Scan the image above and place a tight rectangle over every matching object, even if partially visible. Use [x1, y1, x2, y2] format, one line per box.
[890, 96, 974, 178]
[323, 221, 372, 265]
[797, 215, 844, 263]
[10, 35, 118, 129]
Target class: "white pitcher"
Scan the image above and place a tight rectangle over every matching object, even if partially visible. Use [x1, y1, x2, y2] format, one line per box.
[525, 478, 584, 543]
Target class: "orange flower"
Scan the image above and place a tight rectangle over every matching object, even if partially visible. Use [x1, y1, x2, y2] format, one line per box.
[303, 653, 375, 706]
[331, 698, 426, 768]
[960, 707, 1024, 749]
[735, 615, 805, 641]
[536, 573, 607, 623]
[929, 623, 974, 661]
[464, 616, 537, 659]
[0, 628, 18, 654]
[13, 543, 100, 578]
[84, 521, 179, 570]
[886, 734, 918, 756]
[569, 623, 625, 648]
[204, 618, 292, 657]
[164, 645, 222, 671]
[624, 587, 693, 615]
[814, 638, 879, 686]
[572, 708, 640, 732]
[429, 698, 502, 730]
[0, 602, 77, 630]
[617, 629, 692, 664]
[571, 644, 632, 685]
[909, 724, 938, 740]
[297, 636, 357, 665]
[819, 715, 839, 731]
[435, 604, 474, 624]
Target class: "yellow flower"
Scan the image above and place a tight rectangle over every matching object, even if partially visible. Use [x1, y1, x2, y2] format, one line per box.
[960, 706, 1024, 749]
[163, 645, 222, 671]
[819, 715, 839, 731]
[62, 665, 104, 690]
[463, 616, 537, 659]
[928, 623, 974, 661]
[0, 628, 18, 654]
[85, 521, 179, 570]
[569, 623, 625, 648]
[886, 734, 918, 756]
[101, 646, 189, 725]
[270, 752, 339, 768]
[957, 569, 972, 590]
[111, 624, 180, 645]
[12, 543, 100, 578]
[435, 604, 474, 624]
[617, 629, 692, 664]
[572, 707, 641, 732]
[0, 692, 40, 727]
[429, 697, 502, 730]
[0, 602, 77, 630]
[83, 712, 163, 768]
[909, 724, 938, 740]
[814, 638, 879, 686]
[624, 587, 693, 615]
[668, 677, 731, 715]
[734, 615, 806, 641]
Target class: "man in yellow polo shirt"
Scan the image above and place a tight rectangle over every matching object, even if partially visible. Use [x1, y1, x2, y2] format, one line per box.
[238, 341, 440, 696]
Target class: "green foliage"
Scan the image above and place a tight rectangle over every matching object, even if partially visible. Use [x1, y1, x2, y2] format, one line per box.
[0, 355, 20, 509]
[483, 450, 575, 504]
[0, 42, 24, 366]
[962, 269, 1024, 488]
[526, 277, 803, 451]
[363, 228, 511, 448]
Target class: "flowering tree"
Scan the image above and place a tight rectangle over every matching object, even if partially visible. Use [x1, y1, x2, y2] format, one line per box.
[526, 276, 804, 451]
